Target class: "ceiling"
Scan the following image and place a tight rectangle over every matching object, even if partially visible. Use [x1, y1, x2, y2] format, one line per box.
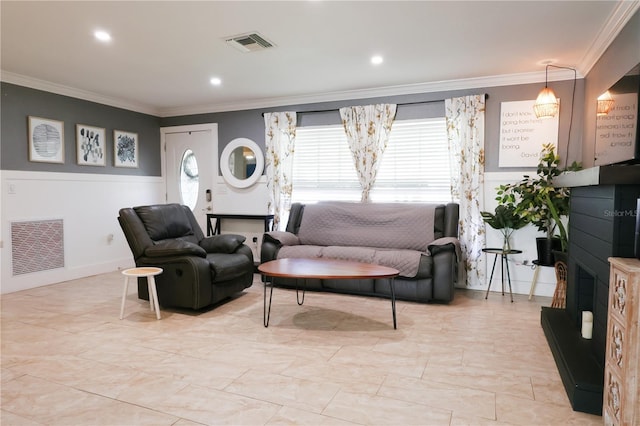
[2, 1, 639, 117]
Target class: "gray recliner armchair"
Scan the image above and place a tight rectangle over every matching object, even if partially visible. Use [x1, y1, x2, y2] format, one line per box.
[118, 203, 254, 310]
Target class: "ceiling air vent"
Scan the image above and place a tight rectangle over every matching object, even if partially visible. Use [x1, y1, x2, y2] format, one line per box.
[225, 32, 275, 53]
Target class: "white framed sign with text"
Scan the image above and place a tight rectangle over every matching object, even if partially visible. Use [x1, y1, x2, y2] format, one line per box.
[594, 92, 638, 165]
[499, 100, 559, 167]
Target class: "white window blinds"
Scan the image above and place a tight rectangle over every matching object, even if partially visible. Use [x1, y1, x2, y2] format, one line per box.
[292, 125, 360, 203]
[291, 117, 452, 205]
[371, 117, 452, 203]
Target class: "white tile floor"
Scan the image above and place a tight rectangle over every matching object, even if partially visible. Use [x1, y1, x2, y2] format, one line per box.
[1, 272, 602, 425]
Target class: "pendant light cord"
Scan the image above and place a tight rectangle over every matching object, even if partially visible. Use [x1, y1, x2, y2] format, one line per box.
[546, 64, 577, 168]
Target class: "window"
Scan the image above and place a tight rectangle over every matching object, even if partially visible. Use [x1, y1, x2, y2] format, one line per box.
[292, 125, 361, 204]
[179, 149, 199, 210]
[291, 117, 451, 205]
[371, 118, 451, 203]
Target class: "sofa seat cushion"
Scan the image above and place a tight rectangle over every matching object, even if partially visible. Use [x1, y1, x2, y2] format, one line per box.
[207, 253, 253, 281]
[277, 245, 430, 279]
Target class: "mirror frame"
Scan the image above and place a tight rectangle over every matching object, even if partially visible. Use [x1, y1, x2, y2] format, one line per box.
[220, 137, 264, 189]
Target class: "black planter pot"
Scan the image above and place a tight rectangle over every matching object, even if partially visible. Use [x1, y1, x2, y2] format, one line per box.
[536, 237, 562, 266]
[552, 249, 568, 265]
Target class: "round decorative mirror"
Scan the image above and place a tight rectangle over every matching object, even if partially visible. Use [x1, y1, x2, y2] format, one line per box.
[220, 138, 264, 188]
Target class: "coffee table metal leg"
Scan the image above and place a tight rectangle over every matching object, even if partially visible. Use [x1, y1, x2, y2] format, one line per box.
[390, 277, 397, 329]
[296, 282, 306, 305]
[264, 281, 274, 327]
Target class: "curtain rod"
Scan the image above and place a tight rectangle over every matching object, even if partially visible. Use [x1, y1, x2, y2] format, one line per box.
[261, 94, 488, 116]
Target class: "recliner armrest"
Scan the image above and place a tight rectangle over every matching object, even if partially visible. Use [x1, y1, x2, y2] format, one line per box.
[145, 240, 207, 258]
[199, 234, 246, 254]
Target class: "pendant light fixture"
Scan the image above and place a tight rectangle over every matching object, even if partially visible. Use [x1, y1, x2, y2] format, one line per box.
[596, 90, 615, 116]
[531, 63, 577, 168]
[533, 64, 577, 119]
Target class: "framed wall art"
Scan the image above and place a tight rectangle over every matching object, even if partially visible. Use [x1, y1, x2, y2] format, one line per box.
[113, 130, 138, 168]
[76, 124, 106, 166]
[28, 116, 65, 163]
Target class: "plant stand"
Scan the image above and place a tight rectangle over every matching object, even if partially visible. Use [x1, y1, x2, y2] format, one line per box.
[483, 248, 522, 303]
[528, 260, 550, 300]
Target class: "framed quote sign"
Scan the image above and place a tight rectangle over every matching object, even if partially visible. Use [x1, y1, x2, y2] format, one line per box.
[499, 100, 559, 167]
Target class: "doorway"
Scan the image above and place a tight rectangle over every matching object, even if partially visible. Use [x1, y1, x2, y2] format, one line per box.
[162, 124, 217, 233]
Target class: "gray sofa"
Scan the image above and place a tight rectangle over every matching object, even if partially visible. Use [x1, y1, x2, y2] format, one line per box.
[260, 201, 460, 303]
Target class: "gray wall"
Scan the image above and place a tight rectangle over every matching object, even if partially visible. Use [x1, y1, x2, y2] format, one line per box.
[161, 80, 584, 173]
[1, 83, 161, 176]
[582, 9, 640, 167]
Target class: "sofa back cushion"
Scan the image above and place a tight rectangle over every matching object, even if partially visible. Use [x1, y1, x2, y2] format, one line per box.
[135, 204, 195, 241]
[297, 202, 440, 251]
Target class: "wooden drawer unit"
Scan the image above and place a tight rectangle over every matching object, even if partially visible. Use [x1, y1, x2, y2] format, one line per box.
[604, 258, 640, 426]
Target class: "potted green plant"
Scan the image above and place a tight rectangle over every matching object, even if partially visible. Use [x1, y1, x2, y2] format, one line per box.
[481, 204, 529, 251]
[495, 143, 580, 265]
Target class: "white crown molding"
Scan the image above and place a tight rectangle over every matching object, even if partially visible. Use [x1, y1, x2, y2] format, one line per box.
[0, 60, 593, 118]
[0, 70, 161, 116]
[578, 0, 640, 75]
[158, 69, 583, 117]
[1, 67, 583, 119]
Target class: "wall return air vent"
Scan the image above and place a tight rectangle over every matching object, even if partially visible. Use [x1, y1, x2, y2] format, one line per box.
[225, 32, 275, 53]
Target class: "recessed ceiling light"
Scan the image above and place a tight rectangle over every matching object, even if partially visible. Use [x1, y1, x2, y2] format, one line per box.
[371, 55, 384, 65]
[210, 77, 222, 86]
[94, 30, 111, 42]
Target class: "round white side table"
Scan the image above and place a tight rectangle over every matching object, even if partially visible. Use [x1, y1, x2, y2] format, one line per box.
[120, 267, 163, 320]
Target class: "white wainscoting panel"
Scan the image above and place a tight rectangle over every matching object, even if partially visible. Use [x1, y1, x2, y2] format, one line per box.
[1, 170, 164, 294]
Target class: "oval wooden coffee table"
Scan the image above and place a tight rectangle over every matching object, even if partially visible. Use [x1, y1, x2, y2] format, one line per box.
[258, 258, 400, 329]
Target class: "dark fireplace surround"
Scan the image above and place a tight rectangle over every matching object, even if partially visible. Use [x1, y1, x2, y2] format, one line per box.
[541, 165, 640, 415]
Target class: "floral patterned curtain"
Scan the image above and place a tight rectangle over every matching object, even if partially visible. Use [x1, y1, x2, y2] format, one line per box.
[264, 112, 296, 230]
[445, 95, 486, 288]
[339, 104, 397, 202]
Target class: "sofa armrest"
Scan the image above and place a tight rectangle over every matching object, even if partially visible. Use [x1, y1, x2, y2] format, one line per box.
[261, 231, 300, 264]
[431, 249, 457, 302]
[145, 240, 207, 258]
[428, 237, 460, 302]
[199, 234, 246, 254]
[427, 237, 460, 256]
[264, 231, 300, 246]
[444, 203, 459, 238]
[261, 240, 278, 263]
